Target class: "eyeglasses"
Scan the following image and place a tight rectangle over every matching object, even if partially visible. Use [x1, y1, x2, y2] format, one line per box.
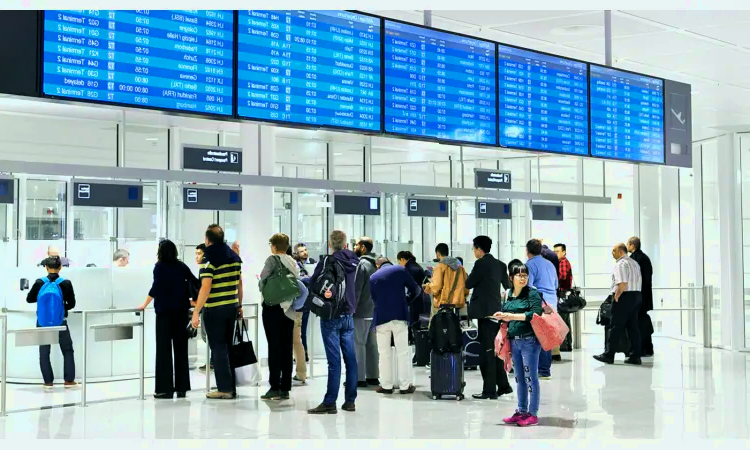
[514, 274, 529, 279]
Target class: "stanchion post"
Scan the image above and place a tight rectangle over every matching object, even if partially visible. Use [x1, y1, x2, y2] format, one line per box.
[139, 311, 145, 400]
[81, 311, 88, 407]
[205, 332, 211, 392]
[703, 286, 713, 348]
[309, 313, 316, 379]
[1, 315, 7, 417]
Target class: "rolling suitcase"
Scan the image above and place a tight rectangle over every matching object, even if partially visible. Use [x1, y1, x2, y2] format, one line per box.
[462, 327, 480, 370]
[430, 351, 465, 401]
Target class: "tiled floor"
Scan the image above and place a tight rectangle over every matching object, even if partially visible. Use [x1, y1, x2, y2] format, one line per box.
[1, 335, 748, 439]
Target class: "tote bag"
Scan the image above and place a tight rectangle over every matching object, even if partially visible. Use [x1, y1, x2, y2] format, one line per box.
[530, 300, 570, 351]
[261, 256, 300, 306]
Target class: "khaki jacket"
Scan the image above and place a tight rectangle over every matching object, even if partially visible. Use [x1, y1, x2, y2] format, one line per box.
[425, 257, 470, 309]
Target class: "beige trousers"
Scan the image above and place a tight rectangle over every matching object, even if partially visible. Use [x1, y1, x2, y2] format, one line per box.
[293, 317, 307, 381]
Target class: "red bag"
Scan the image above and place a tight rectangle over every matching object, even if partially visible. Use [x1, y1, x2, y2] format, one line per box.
[530, 301, 570, 351]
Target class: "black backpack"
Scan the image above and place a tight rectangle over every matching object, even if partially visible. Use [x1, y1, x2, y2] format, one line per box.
[429, 305, 463, 354]
[306, 256, 347, 320]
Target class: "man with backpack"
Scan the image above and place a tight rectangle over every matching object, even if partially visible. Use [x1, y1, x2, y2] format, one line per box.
[307, 230, 359, 414]
[26, 256, 77, 389]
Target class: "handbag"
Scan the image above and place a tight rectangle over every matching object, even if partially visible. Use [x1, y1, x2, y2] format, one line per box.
[229, 319, 258, 369]
[261, 256, 300, 307]
[557, 287, 587, 314]
[530, 300, 570, 351]
[596, 295, 614, 326]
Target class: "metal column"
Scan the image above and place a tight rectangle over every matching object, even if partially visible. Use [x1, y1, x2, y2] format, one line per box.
[604, 10, 612, 66]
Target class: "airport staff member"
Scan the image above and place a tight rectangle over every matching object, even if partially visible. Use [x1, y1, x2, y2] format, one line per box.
[594, 243, 643, 366]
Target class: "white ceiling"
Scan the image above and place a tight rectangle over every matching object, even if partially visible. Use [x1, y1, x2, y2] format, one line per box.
[370, 9, 750, 141]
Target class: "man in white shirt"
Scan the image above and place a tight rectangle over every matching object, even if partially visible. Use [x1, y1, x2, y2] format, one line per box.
[593, 243, 643, 366]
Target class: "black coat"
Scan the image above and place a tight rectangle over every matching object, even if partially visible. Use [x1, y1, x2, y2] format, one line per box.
[630, 249, 653, 313]
[465, 254, 510, 319]
[404, 260, 428, 323]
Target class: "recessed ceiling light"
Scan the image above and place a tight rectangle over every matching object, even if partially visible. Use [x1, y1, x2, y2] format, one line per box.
[145, 138, 159, 141]
[550, 25, 604, 37]
[334, 153, 343, 156]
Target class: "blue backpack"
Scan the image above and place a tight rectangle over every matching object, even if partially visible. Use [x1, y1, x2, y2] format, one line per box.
[37, 277, 65, 327]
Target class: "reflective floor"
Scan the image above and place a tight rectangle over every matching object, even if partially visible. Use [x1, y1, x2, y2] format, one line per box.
[1, 335, 749, 439]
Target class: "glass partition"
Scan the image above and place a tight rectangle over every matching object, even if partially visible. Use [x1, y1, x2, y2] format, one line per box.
[22, 179, 67, 267]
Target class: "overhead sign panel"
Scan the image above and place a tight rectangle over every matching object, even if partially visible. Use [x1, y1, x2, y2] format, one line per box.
[182, 187, 242, 211]
[182, 145, 242, 172]
[475, 169, 511, 190]
[476, 200, 511, 220]
[73, 181, 143, 208]
[0, 178, 14, 205]
[406, 197, 449, 218]
[531, 202, 563, 221]
[334, 194, 380, 216]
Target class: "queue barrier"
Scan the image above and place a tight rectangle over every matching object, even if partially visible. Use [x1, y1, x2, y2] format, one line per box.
[80, 308, 146, 407]
[0, 302, 261, 416]
[0, 315, 67, 416]
[571, 285, 713, 349]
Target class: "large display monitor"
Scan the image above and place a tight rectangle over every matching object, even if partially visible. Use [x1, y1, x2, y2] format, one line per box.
[383, 20, 496, 145]
[589, 65, 665, 163]
[237, 10, 381, 132]
[497, 44, 588, 156]
[42, 10, 234, 116]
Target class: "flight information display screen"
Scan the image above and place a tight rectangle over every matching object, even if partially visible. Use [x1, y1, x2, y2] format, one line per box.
[237, 10, 381, 131]
[42, 10, 234, 116]
[497, 45, 588, 155]
[384, 20, 496, 145]
[590, 65, 665, 163]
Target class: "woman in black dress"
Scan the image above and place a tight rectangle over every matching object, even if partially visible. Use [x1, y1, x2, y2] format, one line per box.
[139, 239, 199, 399]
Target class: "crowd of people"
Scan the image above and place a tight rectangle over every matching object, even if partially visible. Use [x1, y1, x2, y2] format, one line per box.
[26, 223, 655, 426]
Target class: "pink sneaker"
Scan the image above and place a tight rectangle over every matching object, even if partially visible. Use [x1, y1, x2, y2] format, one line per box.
[503, 411, 526, 425]
[517, 415, 539, 427]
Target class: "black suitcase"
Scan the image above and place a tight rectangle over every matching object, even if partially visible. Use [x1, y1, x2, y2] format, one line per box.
[430, 351, 465, 400]
[414, 328, 431, 367]
[462, 327, 480, 370]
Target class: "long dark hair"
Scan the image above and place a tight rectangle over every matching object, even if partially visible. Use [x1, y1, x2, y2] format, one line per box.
[157, 239, 180, 264]
[397, 251, 416, 262]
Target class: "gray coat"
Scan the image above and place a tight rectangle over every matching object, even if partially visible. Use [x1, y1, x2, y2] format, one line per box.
[353, 253, 377, 319]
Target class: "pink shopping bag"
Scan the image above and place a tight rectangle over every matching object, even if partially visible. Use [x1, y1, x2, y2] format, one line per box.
[530, 301, 570, 351]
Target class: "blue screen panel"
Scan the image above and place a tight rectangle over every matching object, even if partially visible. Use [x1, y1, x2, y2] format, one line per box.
[384, 20, 496, 145]
[237, 10, 381, 131]
[42, 10, 234, 116]
[497, 45, 588, 155]
[589, 65, 665, 163]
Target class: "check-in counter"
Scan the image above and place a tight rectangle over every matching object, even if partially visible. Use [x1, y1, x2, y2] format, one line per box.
[1, 267, 163, 383]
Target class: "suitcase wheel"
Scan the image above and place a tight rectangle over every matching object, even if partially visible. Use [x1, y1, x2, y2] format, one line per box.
[456, 394, 464, 401]
[432, 394, 441, 400]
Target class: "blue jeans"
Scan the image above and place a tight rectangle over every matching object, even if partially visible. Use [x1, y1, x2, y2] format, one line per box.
[538, 349, 552, 377]
[511, 335, 542, 416]
[320, 314, 358, 405]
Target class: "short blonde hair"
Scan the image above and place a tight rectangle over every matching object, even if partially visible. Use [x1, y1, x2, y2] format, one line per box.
[329, 230, 347, 251]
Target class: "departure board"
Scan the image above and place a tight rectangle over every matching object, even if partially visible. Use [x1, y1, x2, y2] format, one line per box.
[42, 10, 234, 116]
[237, 10, 381, 131]
[590, 65, 665, 163]
[497, 45, 588, 155]
[384, 20, 496, 145]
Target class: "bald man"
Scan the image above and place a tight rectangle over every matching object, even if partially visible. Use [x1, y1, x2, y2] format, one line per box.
[594, 243, 643, 366]
[40, 246, 71, 267]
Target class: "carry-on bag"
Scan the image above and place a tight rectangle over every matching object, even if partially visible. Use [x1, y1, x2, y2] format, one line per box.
[462, 327, 480, 370]
[430, 350, 465, 401]
[229, 319, 258, 369]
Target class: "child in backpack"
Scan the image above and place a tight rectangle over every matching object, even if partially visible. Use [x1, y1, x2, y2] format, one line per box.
[26, 256, 77, 389]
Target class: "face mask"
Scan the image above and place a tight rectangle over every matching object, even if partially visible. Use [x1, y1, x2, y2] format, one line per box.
[432, 258, 440, 263]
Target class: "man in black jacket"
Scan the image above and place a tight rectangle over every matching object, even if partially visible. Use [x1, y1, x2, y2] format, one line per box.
[628, 236, 654, 357]
[353, 237, 379, 388]
[465, 235, 512, 400]
[27, 256, 77, 388]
